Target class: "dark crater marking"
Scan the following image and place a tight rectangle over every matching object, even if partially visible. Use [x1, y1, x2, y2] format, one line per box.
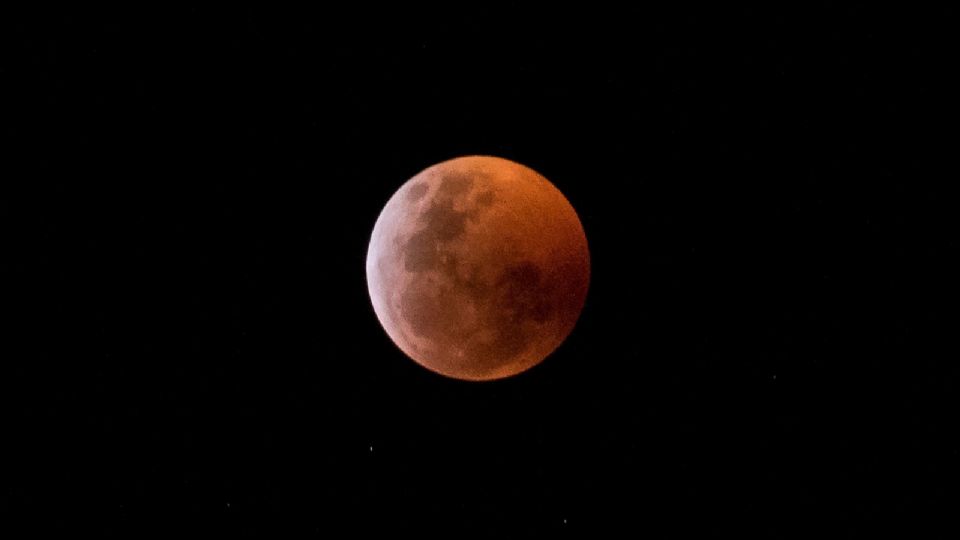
[406, 182, 429, 202]
[402, 172, 493, 274]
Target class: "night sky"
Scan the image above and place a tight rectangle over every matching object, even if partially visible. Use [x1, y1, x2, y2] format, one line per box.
[5, 6, 953, 537]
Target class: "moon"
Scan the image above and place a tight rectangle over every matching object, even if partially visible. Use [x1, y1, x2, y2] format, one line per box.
[366, 156, 590, 381]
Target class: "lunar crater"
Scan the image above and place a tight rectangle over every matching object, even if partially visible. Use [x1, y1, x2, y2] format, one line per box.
[406, 182, 429, 202]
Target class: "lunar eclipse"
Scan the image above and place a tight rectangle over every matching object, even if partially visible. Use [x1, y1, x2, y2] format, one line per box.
[366, 156, 590, 381]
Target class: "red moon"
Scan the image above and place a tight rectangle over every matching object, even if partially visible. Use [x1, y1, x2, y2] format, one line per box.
[366, 156, 590, 381]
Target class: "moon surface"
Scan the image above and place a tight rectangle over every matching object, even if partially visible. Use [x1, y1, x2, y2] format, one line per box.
[366, 156, 590, 381]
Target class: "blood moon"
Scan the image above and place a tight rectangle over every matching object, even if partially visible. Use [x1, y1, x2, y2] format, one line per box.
[366, 156, 590, 381]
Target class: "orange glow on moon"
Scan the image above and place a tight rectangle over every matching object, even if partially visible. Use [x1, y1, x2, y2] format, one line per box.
[366, 156, 590, 381]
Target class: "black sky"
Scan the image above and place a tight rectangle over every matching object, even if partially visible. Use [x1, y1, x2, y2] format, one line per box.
[4, 5, 954, 537]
